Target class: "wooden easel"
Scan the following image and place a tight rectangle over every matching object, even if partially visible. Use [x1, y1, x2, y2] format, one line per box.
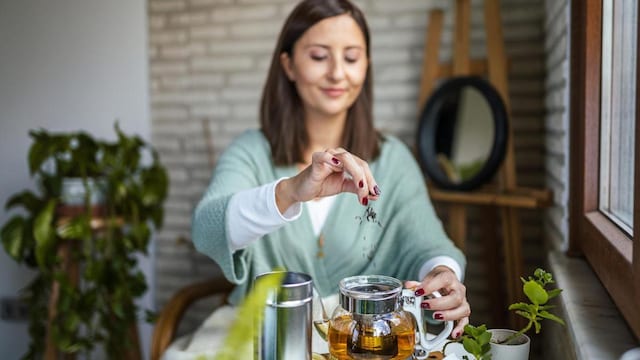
[418, 0, 552, 328]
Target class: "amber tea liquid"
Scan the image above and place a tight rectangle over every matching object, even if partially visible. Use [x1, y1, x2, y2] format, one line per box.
[328, 314, 415, 360]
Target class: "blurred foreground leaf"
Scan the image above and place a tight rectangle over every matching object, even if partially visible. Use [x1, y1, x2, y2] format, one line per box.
[214, 271, 285, 360]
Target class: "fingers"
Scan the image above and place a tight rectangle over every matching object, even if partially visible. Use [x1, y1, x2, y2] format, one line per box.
[451, 315, 469, 339]
[404, 280, 421, 290]
[417, 266, 459, 296]
[326, 148, 380, 206]
[412, 266, 470, 339]
[416, 271, 471, 314]
[310, 150, 345, 177]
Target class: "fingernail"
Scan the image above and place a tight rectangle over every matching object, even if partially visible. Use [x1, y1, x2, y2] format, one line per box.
[358, 180, 364, 188]
[332, 157, 340, 165]
[362, 197, 368, 206]
[420, 302, 430, 309]
[434, 313, 443, 320]
[454, 331, 461, 339]
[414, 289, 425, 296]
[374, 185, 381, 195]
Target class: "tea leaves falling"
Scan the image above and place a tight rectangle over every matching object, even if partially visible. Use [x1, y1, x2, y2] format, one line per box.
[355, 205, 383, 227]
[355, 205, 383, 269]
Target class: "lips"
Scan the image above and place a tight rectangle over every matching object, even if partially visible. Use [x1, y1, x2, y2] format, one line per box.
[322, 88, 346, 98]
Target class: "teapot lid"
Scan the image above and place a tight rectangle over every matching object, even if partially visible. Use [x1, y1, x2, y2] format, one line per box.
[338, 275, 402, 315]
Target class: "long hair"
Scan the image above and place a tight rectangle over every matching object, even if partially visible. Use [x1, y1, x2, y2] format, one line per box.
[260, 0, 381, 165]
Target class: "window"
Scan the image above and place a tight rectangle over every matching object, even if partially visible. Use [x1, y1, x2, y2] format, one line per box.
[599, 0, 636, 235]
[570, 0, 640, 339]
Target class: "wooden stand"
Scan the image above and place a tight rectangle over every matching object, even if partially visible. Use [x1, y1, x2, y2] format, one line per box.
[45, 205, 141, 360]
[418, 0, 552, 328]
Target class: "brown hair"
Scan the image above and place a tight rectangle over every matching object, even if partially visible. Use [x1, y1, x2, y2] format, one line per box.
[260, 0, 381, 165]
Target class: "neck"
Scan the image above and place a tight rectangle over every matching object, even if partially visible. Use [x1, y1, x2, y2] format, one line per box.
[301, 111, 347, 166]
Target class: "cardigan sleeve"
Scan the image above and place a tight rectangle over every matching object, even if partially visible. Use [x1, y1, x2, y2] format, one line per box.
[191, 131, 270, 284]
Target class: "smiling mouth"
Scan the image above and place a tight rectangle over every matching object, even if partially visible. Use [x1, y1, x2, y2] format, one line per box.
[322, 88, 346, 97]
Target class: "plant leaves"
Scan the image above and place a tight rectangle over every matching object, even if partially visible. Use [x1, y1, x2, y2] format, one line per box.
[33, 199, 57, 267]
[215, 271, 285, 360]
[28, 130, 50, 175]
[460, 324, 491, 359]
[508, 302, 532, 313]
[5, 191, 42, 212]
[1, 216, 26, 261]
[538, 311, 566, 325]
[478, 331, 491, 345]
[523, 279, 548, 305]
[547, 288, 563, 299]
[462, 337, 482, 357]
[56, 215, 91, 240]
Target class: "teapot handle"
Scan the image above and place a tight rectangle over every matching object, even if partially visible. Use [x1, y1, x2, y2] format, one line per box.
[401, 289, 454, 356]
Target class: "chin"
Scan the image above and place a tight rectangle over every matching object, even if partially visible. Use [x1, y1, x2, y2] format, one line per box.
[321, 101, 356, 116]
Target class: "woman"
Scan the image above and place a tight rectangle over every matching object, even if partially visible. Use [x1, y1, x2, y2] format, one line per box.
[186, 0, 470, 354]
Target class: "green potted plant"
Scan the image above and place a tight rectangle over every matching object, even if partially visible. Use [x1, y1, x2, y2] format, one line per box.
[0, 123, 168, 359]
[443, 268, 565, 360]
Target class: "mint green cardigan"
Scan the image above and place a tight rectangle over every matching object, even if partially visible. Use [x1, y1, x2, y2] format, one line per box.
[192, 130, 465, 304]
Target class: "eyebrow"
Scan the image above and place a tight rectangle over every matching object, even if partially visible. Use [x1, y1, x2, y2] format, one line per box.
[303, 44, 364, 51]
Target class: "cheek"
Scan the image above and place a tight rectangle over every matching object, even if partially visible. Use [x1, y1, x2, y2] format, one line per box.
[294, 62, 327, 86]
[346, 64, 368, 87]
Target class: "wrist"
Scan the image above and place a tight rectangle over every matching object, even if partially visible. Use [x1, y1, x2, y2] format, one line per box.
[432, 265, 455, 276]
[275, 177, 298, 213]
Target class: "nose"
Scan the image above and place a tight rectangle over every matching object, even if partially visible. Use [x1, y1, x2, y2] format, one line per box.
[328, 58, 346, 81]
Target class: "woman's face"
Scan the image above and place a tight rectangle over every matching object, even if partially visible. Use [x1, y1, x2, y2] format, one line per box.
[281, 14, 368, 120]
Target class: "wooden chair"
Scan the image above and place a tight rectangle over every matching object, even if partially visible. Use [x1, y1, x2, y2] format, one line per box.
[150, 277, 235, 360]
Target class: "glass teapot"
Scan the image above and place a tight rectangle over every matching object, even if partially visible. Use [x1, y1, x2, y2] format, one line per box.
[323, 275, 453, 360]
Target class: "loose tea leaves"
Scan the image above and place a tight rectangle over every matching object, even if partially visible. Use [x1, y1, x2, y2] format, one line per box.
[355, 205, 383, 227]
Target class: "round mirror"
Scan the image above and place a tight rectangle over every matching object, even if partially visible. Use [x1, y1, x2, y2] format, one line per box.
[416, 76, 508, 191]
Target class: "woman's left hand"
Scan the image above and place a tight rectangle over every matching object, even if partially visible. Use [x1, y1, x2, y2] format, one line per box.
[405, 266, 470, 339]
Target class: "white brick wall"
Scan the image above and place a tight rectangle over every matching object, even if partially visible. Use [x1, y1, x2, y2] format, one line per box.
[543, 0, 569, 252]
[148, 0, 547, 334]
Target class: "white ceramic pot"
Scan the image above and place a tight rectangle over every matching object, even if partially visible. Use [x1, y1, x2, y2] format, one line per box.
[488, 329, 530, 360]
[61, 177, 105, 206]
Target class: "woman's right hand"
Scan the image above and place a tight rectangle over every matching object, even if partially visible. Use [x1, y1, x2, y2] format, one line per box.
[275, 148, 381, 212]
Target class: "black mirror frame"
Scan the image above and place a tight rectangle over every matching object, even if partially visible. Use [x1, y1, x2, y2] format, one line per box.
[416, 76, 509, 191]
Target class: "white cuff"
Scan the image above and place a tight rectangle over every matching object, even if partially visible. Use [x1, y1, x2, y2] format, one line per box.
[270, 178, 302, 221]
[418, 256, 463, 282]
[227, 178, 302, 251]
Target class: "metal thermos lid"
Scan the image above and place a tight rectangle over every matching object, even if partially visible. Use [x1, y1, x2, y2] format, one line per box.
[258, 271, 313, 308]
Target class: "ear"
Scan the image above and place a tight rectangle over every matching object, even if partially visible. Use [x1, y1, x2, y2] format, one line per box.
[280, 52, 295, 81]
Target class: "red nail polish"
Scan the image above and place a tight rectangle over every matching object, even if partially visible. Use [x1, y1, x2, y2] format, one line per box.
[362, 197, 368, 206]
[420, 302, 430, 309]
[434, 313, 443, 320]
[414, 289, 425, 296]
[454, 331, 461, 339]
[358, 180, 364, 188]
[332, 157, 340, 165]
[374, 185, 381, 195]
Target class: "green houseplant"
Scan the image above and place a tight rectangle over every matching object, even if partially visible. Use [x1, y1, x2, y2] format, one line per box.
[443, 268, 565, 360]
[0, 123, 168, 359]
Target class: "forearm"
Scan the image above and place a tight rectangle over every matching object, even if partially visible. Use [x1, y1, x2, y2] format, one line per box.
[227, 178, 302, 251]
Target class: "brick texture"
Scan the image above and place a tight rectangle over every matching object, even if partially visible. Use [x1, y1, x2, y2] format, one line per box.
[542, 0, 569, 252]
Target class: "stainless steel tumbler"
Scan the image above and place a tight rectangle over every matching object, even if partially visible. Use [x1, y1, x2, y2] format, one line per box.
[255, 271, 313, 360]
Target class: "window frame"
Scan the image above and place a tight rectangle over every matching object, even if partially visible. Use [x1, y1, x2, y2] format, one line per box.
[569, 0, 640, 339]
